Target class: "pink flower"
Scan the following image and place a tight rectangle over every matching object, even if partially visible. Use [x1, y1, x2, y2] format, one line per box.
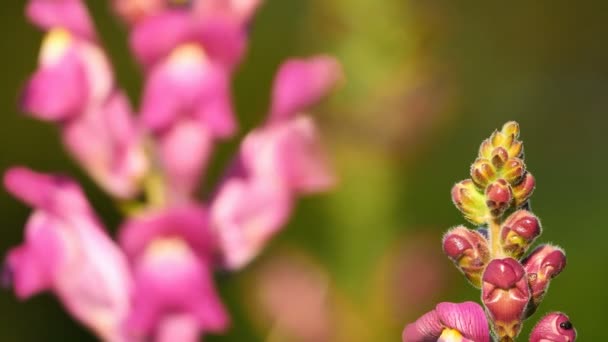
[402, 301, 490, 342]
[22, 0, 112, 121]
[530, 312, 576, 342]
[119, 206, 229, 341]
[26, 0, 96, 41]
[21, 1, 147, 198]
[133, 11, 246, 201]
[210, 56, 340, 270]
[3, 167, 132, 341]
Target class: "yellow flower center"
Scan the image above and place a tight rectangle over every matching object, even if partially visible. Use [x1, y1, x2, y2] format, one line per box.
[438, 328, 464, 342]
[39, 27, 73, 66]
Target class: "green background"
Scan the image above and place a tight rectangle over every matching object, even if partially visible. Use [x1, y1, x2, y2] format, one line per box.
[0, 0, 606, 340]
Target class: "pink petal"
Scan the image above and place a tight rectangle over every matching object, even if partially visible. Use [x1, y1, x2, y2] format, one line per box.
[26, 0, 96, 40]
[126, 237, 228, 338]
[269, 55, 342, 122]
[62, 91, 148, 198]
[241, 116, 335, 193]
[130, 11, 246, 70]
[156, 119, 214, 201]
[119, 205, 216, 263]
[21, 48, 88, 121]
[211, 178, 293, 270]
[436, 302, 490, 342]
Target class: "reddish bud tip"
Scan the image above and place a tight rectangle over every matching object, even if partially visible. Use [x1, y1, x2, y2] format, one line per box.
[485, 179, 512, 217]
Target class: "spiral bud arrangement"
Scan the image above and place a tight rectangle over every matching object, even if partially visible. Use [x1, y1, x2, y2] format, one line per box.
[442, 122, 574, 342]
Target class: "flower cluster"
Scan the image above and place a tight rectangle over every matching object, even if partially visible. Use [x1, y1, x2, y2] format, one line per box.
[403, 122, 577, 342]
[4, 0, 341, 341]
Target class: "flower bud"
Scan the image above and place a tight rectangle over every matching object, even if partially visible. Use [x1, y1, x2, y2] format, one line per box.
[485, 179, 512, 217]
[500, 210, 541, 259]
[442, 226, 490, 287]
[451, 180, 489, 225]
[512, 172, 535, 207]
[501, 158, 525, 184]
[501, 121, 520, 139]
[522, 244, 566, 317]
[491, 147, 509, 169]
[529, 312, 576, 342]
[482, 258, 530, 341]
[470, 158, 496, 188]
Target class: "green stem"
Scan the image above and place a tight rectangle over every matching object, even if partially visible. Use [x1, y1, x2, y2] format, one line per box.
[489, 217, 504, 259]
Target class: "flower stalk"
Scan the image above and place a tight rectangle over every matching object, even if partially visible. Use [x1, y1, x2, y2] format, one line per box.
[404, 122, 577, 342]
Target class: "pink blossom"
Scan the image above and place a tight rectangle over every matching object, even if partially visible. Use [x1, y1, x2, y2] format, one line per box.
[211, 56, 340, 269]
[3, 167, 132, 341]
[21, 1, 148, 199]
[119, 206, 229, 340]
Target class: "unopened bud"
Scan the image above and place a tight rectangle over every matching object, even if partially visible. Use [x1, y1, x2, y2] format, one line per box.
[500, 210, 541, 259]
[485, 179, 512, 217]
[491, 147, 509, 169]
[470, 158, 496, 188]
[529, 312, 576, 342]
[512, 172, 535, 207]
[501, 158, 525, 184]
[442, 226, 490, 288]
[522, 244, 566, 317]
[482, 258, 530, 341]
[451, 180, 489, 225]
[501, 121, 520, 139]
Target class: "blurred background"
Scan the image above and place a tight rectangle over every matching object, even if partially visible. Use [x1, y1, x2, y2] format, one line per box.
[1, 0, 607, 340]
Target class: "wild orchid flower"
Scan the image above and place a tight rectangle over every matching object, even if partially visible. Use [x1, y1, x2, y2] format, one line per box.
[3, 167, 132, 341]
[403, 122, 577, 341]
[210, 55, 341, 270]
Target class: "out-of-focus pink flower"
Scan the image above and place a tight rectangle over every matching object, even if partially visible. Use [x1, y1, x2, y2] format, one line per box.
[20, 2, 146, 198]
[133, 12, 246, 201]
[402, 301, 490, 342]
[253, 251, 332, 342]
[529, 312, 576, 342]
[26, 0, 96, 41]
[3, 167, 132, 341]
[211, 56, 340, 270]
[63, 91, 148, 198]
[269, 55, 342, 123]
[21, 27, 113, 121]
[119, 206, 229, 341]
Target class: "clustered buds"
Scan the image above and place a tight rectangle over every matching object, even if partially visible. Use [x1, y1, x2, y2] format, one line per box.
[452, 122, 535, 224]
[405, 122, 577, 342]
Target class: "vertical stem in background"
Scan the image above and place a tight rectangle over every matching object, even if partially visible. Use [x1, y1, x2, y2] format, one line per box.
[489, 217, 504, 259]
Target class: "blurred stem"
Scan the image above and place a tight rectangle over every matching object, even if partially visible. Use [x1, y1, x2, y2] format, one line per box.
[144, 170, 167, 208]
[489, 217, 504, 259]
